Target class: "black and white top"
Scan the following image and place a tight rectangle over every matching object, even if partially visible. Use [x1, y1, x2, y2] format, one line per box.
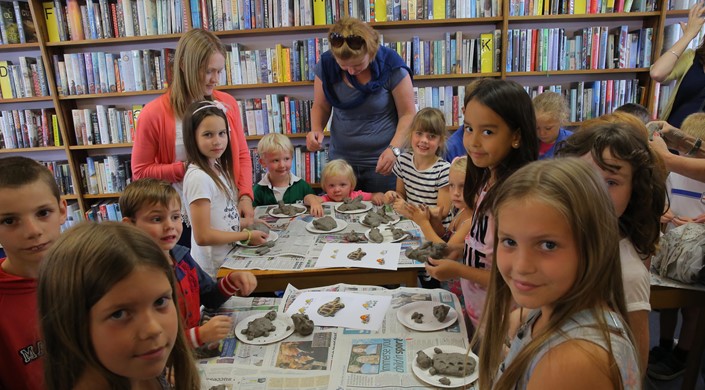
[392, 152, 451, 224]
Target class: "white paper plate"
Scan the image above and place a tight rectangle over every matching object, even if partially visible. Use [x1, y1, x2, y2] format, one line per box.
[412, 345, 478, 388]
[234, 312, 294, 345]
[268, 205, 307, 218]
[335, 201, 373, 214]
[396, 301, 458, 331]
[364, 227, 410, 244]
[358, 213, 400, 227]
[305, 218, 348, 234]
[236, 231, 279, 247]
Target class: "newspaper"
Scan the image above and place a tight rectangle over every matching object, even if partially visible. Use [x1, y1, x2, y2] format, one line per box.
[222, 204, 426, 270]
[198, 284, 475, 390]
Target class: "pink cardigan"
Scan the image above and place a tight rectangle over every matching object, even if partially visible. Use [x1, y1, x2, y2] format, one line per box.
[131, 90, 253, 199]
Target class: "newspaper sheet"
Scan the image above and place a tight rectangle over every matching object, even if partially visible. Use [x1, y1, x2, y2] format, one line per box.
[198, 284, 475, 390]
[222, 204, 426, 271]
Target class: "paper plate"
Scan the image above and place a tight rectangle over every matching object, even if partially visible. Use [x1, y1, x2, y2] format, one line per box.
[364, 227, 410, 244]
[412, 345, 478, 389]
[335, 201, 373, 214]
[396, 301, 458, 331]
[268, 205, 307, 218]
[236, 231, 279, 247]
[305, 218, 348, 234]
[234, 312, 294, 345]
[358, 213, 401, 227]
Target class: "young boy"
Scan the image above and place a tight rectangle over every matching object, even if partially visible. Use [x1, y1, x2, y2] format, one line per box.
[120, 178, 257, 349]
[0, 156, 67, 390]
[253, 133, 322, 214]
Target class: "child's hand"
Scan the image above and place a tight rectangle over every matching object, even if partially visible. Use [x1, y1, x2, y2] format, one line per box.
[309, 202, 324, 217]
[227, 271, 258, 296]
[371, 192, 386, 206]
[406, 203, 431, 224]
[392, 198, 411, 218]
[199, 315, 233, 344]
[384, 191, 399, 204]
[661, 209, 675, 224]
[424, 258, 460, 281]
[249, 230, 269, 246]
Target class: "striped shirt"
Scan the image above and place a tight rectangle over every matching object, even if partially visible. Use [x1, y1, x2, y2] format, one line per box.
[392, 152, 450, 223]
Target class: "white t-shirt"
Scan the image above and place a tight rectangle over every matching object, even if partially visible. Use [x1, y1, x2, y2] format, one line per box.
[666, 172, 705, 231]
[183, 165, 240, 278]
[619, 238, 651, 313]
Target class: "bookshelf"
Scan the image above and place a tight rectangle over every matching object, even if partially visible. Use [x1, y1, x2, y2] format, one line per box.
[0, 0, 684, 220]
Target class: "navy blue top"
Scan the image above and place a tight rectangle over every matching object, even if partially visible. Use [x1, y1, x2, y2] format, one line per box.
[444, 125, 466, 162]
[668, 60, 705, 128]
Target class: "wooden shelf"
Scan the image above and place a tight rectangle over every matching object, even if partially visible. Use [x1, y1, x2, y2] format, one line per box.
[245, 132, 330, 141]
[216, 81, 314, 90]
[0, 96, 53, 103]
[0, 42, 41, 51]
[506, 68, 650, 76]
[84, 193, 121, 199]
[665, 9, 689, 17]
[61, 194, 79, 200]
[0, 146, 65, 154]
[58, 89, 165, 100]
[45, 33, 183, 48]
[508, 11, 659, 21]
[69, 143, 133, 150]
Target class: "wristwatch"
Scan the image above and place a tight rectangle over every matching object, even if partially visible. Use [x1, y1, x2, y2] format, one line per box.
[388, 145, 401, 157]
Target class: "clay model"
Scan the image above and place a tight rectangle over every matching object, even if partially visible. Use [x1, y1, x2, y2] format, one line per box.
[438, 377, 451, 386]
[272, 200, 305, 216]
[416, 350, 432, 369]
[405, 241, 448, 263]
[386, 226, 411, 240]
[411, 312, 424, 324]
[433, 305, 451, 322]
[343, 230, 367, 242]
[209, 385, 228, 390]
[291, 313, 315, 336]
[241, 310, 278, 340]
[428, 347, 476, 377]
[337, 195, 366, 211]
[347, 248, 367, 260]
[255, 246, 271, 255]
[312, 216, 338, 231]
[249, 221, 271, 234]
[368, 227, 384, 243]
[317, 297, 345, 317]
[362, 208, 396, 227]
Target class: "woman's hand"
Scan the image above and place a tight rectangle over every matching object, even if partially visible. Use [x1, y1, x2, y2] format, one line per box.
[424, 258, 460, 281]
[226, 271, 258, 296]
[682, 2, 705, 39]
[375, 148, 397, 175]
[239, 197, 255, 227]
[306, 131, 325, 152]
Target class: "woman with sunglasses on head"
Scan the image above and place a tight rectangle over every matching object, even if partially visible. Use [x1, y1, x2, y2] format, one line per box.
[307, 17, 416, 193]
[131, 29, 255, 245]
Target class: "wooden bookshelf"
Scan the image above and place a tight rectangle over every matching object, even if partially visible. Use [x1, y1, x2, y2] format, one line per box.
[0, 0, 677, 216]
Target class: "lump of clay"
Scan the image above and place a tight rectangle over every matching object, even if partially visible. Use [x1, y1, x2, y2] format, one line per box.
[411, 312, 424, 324]
[347, 248, 366, 260]
[405, 241, 448, 263]
[427, 349, 476, 377]
[317, 297, 345, 317]
[433, 305, 450, 322]
[249, 221, 271, 234]
[337, 195, 366, 211]
[272, 200, 305, 216]
[343, 230, 367, 242]
[386, 226, 411, 240]
[291, 313, 314, 336]
[438, 377, 451, 386]
[368, 227, 384, 243]
[241, 310, 277, 340]
[312, 216, 338, 231]
[209, 385, 228, 390]
[416, 350, 432, 369]
[362, 208, 395, 227]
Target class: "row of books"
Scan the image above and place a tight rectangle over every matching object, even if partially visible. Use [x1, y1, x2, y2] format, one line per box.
[385, 31, 501, 76]
[505, 26, 652, 73]
[45, 0, 183, 42]
[668, 0, 699, 9]
[0, 57, 50, 99]
[567, 79, 645, 122]
[236, 96, 313, 136]
[84, 200, 123, 221]
[250, 146, 329, 185]
[0, 0, 36, 44]
[70, 104, 142, 146]
[508, 0, 656, 16]
[415, 85, 466, 128]
[79, 155, 132, 195]
[42, 160, 74, 195]
[53, 49, 174, 96]
[0, 109, 61, 149]
[62, 202, 85, 231]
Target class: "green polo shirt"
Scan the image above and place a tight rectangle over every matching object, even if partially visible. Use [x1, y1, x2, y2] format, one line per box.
[252, 173, 316, 206]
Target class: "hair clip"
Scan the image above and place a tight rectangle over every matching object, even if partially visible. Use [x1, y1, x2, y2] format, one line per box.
[193, 100, 228, 115]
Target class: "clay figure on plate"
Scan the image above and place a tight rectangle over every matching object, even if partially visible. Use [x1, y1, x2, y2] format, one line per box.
[241, 310, 278, 340]
[272, 200, 305, 216]
[291, 313, 315, 336]
[337, 195, 366, 211]
[312, 216, 338, 231]
[368, 227, 384, 243]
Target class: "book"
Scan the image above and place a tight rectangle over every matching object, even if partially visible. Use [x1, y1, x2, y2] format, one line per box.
[0, 60, 12, 98]
[480, 32, 493, 73]
[66, 0, 84, 40]
[42, 2, 60, 42]
[0, 1, 19, 44]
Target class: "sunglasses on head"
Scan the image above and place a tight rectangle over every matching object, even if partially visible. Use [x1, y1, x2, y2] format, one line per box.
[329, 33, 365, 50]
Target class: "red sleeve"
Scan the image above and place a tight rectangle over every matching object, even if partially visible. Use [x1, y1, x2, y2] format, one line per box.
[131, 95, 185, 183]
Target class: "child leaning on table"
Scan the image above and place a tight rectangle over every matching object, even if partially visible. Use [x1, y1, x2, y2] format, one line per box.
[0, 156, 67, 390]
[253, 133, 323, 213]
[120, 178, 258, 349]
[312, 159, 386, 216]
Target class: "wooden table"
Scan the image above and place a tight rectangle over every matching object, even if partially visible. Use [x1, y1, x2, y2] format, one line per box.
[650, 284, 705, 389]
[217, 267, 419, 292]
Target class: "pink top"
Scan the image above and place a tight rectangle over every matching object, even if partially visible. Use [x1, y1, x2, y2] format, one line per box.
[131, 90, 253, 199]
[320, 190, 373, 202]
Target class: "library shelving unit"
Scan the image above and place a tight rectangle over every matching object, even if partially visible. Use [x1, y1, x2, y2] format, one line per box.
[0, 0, 683, 216]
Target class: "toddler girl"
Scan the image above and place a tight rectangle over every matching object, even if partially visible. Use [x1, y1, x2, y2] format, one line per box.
[183, 101, 268, 277]
[314, 159, 385, 216]
[533, 91, 571, 159]
[38, 222, 200, 390]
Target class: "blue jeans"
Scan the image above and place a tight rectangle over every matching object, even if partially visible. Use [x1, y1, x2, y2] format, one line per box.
[352, 165, 396, 193]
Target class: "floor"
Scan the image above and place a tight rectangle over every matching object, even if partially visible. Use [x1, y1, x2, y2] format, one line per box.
[646, 311, 705, 390]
